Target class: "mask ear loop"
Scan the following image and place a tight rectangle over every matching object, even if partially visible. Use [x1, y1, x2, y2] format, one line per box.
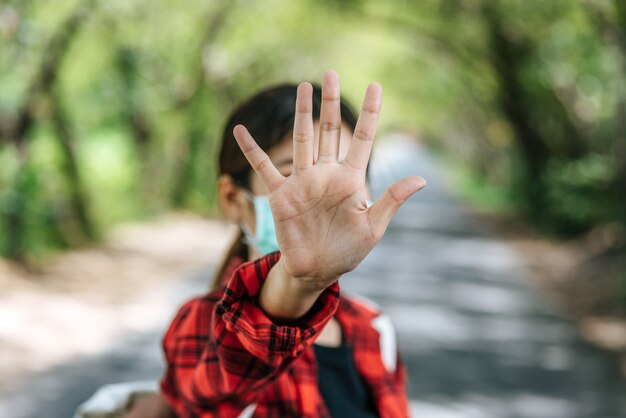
[238, 188, 259, 251]
[239, 221, 256, 247]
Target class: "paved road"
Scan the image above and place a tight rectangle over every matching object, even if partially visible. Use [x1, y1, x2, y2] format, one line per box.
[352, 135, 626, 417]
[1, 135, 624, 418]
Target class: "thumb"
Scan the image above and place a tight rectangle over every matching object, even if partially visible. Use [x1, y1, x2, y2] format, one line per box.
[368, 176, 426, 240]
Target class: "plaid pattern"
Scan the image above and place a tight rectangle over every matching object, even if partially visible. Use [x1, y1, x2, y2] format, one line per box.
[160, 252, 409, 418]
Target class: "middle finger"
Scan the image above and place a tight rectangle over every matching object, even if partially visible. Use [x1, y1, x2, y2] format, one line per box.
[316, 70, 342, 163]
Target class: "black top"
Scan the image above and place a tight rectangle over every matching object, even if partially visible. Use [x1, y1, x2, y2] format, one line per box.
[313, 342, 379, 418]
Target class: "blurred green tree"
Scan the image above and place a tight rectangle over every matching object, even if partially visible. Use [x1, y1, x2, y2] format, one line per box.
[0, 0, 623, 267]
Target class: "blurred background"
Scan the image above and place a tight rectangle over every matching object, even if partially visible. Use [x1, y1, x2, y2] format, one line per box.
[0, 0, 625, 417]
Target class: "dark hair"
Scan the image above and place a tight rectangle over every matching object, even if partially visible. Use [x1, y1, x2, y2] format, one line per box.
[212, 83, 359, 289]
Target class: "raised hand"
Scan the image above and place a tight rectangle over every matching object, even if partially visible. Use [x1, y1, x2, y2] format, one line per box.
[233, 71, 425, 318]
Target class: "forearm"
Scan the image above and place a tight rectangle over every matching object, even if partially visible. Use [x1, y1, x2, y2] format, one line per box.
[259, 257, 337, 322]
[161, 253, 341, 416]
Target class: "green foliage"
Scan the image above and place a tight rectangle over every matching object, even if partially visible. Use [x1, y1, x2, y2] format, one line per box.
[0, 0, 624, 262]
[541, 154, 618, 234]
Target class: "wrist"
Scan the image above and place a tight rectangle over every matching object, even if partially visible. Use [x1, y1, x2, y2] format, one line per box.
[259, 258, 332, 322]
[279, 256, 342, 292]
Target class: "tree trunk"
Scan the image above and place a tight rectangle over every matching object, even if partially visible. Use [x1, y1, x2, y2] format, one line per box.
[1, 2, 95, 260]
[3, 160, 29, 261]
[170, 1, 236, 207]
[49, 88, 97, 241]
[481, 4, 550, 213]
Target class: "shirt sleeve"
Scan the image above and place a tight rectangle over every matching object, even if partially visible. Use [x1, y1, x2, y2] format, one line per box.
[160, 251, 340, 417]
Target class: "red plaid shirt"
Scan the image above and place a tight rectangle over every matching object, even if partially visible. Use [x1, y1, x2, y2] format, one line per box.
[160, 251, 409, 417]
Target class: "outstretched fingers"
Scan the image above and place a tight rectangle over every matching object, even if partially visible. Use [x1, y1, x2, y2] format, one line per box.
[317, 70, 342, 163]
[233, 125, 284, 192]
[343, 82, 382, 172]
[293, 82, 315, 171]
[368, 176, 427, 240]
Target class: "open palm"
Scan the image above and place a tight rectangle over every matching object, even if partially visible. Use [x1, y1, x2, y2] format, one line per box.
[233, 71, 425, 289]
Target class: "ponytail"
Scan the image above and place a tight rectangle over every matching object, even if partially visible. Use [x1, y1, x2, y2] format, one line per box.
[210, 230, 248, 291]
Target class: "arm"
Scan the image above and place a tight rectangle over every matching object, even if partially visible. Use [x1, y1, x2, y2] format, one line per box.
[161, 252, 340, 417]
[163, 71, 425, 417]
[258, 257, 326, 322]
[234, 72, 426, 318]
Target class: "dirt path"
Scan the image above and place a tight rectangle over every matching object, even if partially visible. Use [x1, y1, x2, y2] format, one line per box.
[1, 135, 624, 418]
[352, 135, 626, 417]
[0, 214, 236, 402]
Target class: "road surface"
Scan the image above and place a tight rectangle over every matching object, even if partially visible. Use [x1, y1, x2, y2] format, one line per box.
[1, 135, 624, 418]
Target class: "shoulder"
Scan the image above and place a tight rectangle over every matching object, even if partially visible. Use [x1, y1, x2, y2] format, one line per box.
[174, 289, 222, 319]
[164, 289, 224, 341]
[339, 293, 385, 320]
[339, 294, 399, 373]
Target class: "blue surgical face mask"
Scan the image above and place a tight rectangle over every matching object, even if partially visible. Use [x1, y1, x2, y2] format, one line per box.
[240, 193, 280, 256]
[240, 193, 373, 256]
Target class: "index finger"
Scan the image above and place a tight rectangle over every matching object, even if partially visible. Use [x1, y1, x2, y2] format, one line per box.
[233, 125, 285, 192]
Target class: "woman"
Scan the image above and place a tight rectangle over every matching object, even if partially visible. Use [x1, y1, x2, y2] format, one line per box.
[127, 70, 425, 417]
